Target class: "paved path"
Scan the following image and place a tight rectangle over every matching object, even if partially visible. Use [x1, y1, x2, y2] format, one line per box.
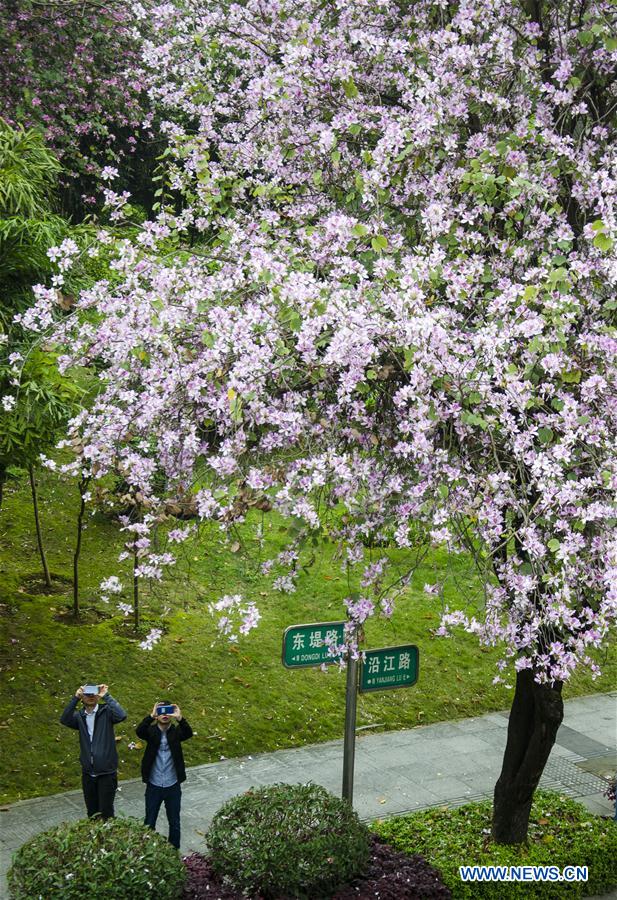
[1, 692, 615, 898]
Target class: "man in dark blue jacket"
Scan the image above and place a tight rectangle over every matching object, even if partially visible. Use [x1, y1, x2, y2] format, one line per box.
[136, 701, 192, 849]
[60, 683, 127, 819]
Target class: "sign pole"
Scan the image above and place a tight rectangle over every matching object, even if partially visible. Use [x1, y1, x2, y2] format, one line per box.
[342, 650, 358, 805]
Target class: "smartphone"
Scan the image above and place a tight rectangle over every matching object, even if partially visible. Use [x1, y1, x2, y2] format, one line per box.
[83, 685, 99, 695]
[156, 704, 175, 716]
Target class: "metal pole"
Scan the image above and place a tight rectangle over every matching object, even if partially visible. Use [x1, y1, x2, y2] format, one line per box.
[342, 651, 358, 804]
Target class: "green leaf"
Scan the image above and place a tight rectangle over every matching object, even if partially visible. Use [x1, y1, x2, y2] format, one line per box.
[394, 144, 414, 163]
[461, 411, 489, 431]
[561, 369, 581, 384]
[229, 394, 243, 423]
[538, 427, 554, 444]
[547, 538, 560, 552]
[352, 223, 369, 237]
[371, 235, 388, 252]
[287, 312, 302, 332]
[342, 78, 359, 99]
[548, 267, 568, 284]
[593, 232, 614, 252]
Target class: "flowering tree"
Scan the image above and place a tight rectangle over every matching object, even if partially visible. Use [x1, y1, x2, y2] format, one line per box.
[23, 0, 616, 842]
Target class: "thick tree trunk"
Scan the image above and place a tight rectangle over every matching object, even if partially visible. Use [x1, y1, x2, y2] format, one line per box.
[492, 668, 563, 843]
[29, 465, 52, 589]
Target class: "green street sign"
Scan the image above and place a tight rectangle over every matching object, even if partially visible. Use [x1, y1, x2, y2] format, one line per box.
[282, 621, 345, 668]
[359, 644, 419, 693]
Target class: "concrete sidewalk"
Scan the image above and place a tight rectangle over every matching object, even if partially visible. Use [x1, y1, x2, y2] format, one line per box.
[1, 691, 615, 897]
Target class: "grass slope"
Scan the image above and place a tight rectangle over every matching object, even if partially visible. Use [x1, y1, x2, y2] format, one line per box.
[0, 466, 614, 804]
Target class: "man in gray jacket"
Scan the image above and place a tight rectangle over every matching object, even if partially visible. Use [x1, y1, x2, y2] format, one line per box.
[60, 683, 127, 819]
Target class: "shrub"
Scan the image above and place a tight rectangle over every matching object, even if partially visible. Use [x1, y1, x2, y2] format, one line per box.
[373, 790, 617, 899]
[207, 782, 371, 899]
[8, 816, 186, 900]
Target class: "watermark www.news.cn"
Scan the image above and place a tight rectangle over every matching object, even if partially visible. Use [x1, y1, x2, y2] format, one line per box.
[460, 865, 588, 883]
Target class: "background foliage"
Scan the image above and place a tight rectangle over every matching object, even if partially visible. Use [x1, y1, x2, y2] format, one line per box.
[0, 0, 158, 216]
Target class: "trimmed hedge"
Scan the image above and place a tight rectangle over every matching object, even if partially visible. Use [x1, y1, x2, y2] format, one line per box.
[207, 782, 371, 899]
[8, 816, 186, 900]
[372, 790, 617, 899]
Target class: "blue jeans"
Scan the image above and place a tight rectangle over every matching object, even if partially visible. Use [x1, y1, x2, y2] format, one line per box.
[145, 781, 181, 848]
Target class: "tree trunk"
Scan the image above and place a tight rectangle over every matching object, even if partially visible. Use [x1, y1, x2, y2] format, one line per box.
[29, 465, 52, 589]
[72, 477, 89, 618]
[133, 542, 140, 631]
[492, 668, 563, 843]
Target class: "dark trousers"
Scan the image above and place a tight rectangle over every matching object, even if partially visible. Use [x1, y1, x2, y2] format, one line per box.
[145, 781, 181, 848]
[81, 772, 117, 819]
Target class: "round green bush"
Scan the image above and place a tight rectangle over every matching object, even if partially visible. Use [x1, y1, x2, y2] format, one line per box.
[207, 782, 371, 899]
[373, 790, 617, 899]
[7, 816, 186, 900]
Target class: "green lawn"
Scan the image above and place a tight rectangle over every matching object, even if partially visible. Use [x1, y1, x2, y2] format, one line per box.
[373, 791, 617, 898]
[0, 465, 614, 804]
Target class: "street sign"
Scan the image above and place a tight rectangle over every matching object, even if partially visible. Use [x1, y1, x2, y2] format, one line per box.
[359, 644, 419, 693]
[282, 621, 345, 668]
[281, 626, 419, 807]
